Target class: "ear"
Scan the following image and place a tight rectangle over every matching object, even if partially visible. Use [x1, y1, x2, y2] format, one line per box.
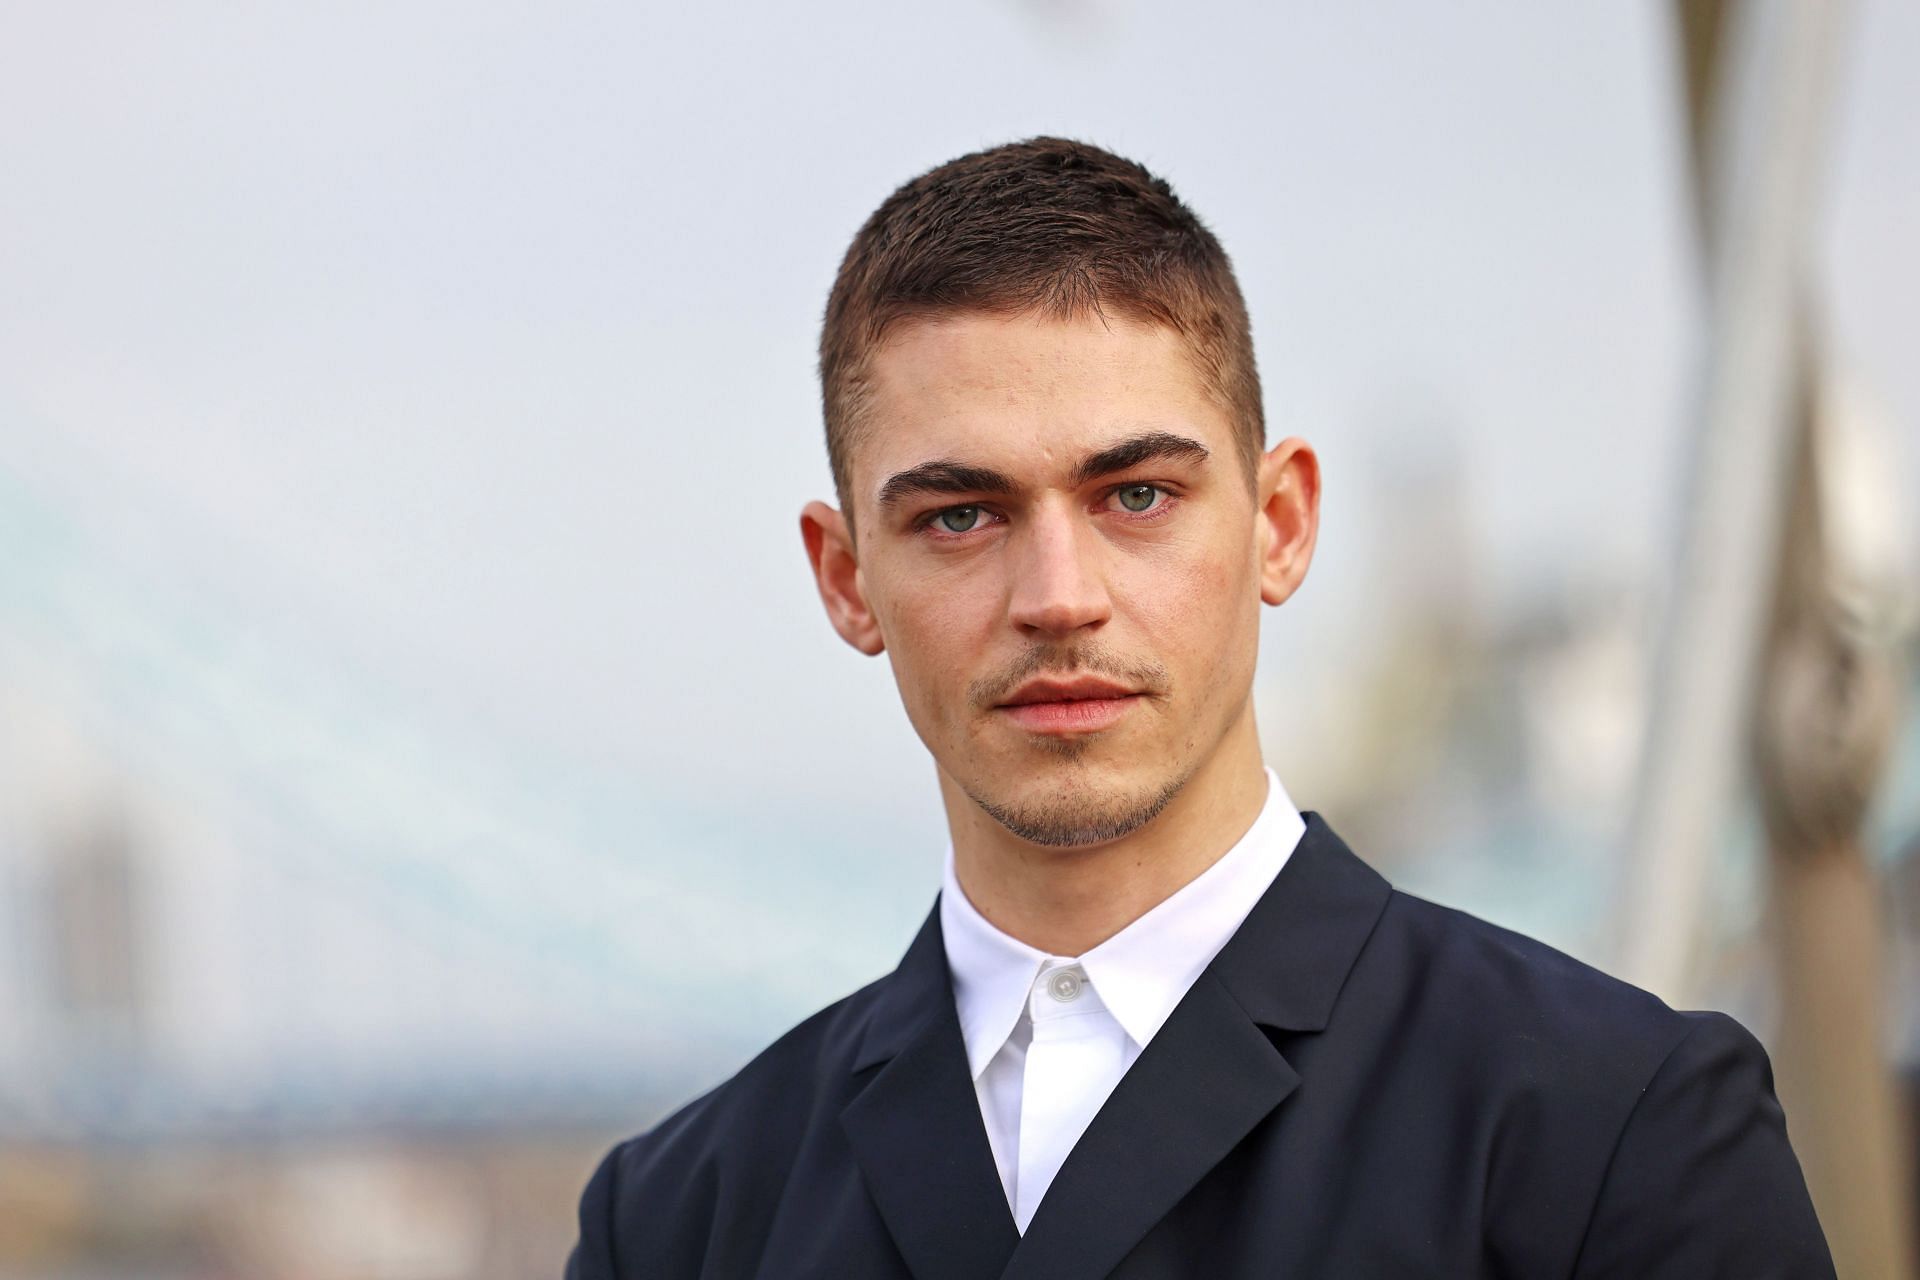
[1255, 437, 1321, 607]
[801, 500, 886, 656]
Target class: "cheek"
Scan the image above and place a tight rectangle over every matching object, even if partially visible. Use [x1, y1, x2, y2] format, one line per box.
[872, 569, 1001, 718]
[1117, 524, 1259, 654]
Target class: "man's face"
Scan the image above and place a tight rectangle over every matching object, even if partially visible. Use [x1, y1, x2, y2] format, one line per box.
[820, 310, 1285, 847]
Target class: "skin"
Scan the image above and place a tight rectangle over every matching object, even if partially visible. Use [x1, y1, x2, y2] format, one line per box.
[801, 310, 1320, 957]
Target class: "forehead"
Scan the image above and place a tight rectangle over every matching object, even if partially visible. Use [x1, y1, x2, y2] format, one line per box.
[851, 310, 1233, 505]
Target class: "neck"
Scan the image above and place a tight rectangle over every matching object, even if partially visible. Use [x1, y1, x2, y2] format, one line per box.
[941, 708, 1269, 956]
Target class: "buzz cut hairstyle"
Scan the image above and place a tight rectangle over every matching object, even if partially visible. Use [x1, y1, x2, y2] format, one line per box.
[817, 136, 1266, 523]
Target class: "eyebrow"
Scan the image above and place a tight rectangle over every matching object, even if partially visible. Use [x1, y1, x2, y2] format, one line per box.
[875, 430, 1213, 512]
[1068, 430, 1211, 487]
[875, 460, 1017, 510]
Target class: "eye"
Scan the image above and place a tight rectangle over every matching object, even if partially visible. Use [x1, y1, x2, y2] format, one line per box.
[937, 506, 982, 533]
[1114, 484, 1163, 513]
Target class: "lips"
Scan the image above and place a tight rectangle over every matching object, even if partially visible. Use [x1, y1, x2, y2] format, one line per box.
[999, 675, 1137, 705]
[995, 675, 1143, 734]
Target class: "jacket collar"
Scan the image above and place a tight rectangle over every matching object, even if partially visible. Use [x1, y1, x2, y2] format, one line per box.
[850, 896, 950, 1074]
[855, 810, 1388, 1064]
[842, 813, 1393, 1280]
[1205, 809, 1394, 1032]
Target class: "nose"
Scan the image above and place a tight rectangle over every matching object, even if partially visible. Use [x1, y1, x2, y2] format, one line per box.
[1005, 501, 1112, 638]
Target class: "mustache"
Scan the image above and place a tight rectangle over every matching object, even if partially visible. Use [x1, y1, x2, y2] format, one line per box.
[968, 644, 1172, 710]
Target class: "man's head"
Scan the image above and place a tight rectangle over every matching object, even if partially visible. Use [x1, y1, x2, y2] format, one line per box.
[819, 137, 1265, 518]
[802, 138, 1319, 849]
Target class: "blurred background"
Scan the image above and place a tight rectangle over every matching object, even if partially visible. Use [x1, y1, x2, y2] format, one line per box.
[1, 1, 1915, 1276]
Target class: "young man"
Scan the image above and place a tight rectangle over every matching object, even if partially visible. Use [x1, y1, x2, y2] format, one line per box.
[567, 138, 1833, 1277]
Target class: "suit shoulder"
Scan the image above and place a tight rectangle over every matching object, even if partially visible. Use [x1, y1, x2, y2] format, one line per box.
[571, 972, 896, 1275]
[1369, 888, 1699, 1080]
[604, 969, 890, 1182]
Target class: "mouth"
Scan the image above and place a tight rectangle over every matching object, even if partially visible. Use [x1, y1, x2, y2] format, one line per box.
[994, 676, 1145, 735]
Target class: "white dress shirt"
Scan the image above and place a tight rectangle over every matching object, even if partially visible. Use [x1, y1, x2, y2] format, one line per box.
[939, 768, 1306, 1232]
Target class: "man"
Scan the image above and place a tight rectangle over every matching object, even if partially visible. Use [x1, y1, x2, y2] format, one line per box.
[567, 137, 1834, 1277]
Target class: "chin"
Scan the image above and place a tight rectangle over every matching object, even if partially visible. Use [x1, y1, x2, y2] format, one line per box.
[965, 756, 1192, 849]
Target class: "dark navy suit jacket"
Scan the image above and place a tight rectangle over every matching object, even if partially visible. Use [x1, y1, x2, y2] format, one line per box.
[566, 814, 1834, 1278]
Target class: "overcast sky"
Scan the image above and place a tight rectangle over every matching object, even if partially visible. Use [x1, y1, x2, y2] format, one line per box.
[1, 1, 1914, 1073]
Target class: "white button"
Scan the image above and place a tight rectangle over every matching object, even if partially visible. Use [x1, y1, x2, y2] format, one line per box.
[1046, 968, 1084, 1002]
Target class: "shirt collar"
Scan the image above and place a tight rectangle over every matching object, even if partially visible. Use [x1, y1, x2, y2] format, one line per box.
[940, 767, 1306, 1081]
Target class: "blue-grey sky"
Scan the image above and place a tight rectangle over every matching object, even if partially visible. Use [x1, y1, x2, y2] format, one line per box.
[0, 1, 1913, 1085]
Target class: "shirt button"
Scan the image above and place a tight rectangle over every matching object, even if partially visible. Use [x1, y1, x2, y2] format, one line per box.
[1046, 967, 1084, 1002]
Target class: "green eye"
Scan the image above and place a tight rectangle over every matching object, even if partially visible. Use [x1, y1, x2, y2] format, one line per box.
[1117, 484, 1160, 513]
[938, 506, 981, 533]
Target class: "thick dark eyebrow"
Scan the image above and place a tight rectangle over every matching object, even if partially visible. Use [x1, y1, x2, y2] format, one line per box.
[1069, 430, 1211, 488]
[875, 460, 1017, 510]
[874, 430, 1211, 512]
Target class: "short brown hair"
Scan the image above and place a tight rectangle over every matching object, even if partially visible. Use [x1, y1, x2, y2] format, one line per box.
[818, 136, 1265, 514]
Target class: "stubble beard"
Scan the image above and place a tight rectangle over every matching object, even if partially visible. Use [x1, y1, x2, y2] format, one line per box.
[958, 641, 1192, 847]
[967, 758, 1197, 847]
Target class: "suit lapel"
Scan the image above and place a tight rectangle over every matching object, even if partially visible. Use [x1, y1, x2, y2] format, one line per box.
[841, 815, 1392, 1280]
[1004, 813, 1393, 1280]
[841, 907, 1020, 1280]
[1000, 968, 1300, 1280]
